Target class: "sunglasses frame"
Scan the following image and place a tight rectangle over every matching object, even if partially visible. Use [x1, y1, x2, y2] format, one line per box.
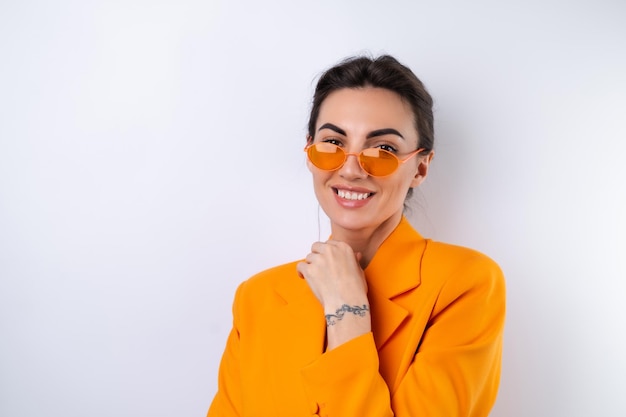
[304, 142, 425, 177]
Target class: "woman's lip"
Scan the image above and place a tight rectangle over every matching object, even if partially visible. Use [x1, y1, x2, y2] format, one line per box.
[332, 185, 375, 193]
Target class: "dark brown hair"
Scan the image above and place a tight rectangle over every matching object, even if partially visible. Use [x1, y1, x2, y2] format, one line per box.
[307, 54, 435, 201]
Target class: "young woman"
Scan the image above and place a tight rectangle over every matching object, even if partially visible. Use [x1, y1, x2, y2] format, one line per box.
[208, 55, 506, 417]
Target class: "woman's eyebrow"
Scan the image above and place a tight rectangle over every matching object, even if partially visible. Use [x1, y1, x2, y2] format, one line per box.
[318, 123, 346, 136]
[366, 128, 404, 140]
[318, 124, 404, 140]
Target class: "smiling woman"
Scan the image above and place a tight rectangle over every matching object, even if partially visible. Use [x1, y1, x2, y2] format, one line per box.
[207, 55, 506, 417]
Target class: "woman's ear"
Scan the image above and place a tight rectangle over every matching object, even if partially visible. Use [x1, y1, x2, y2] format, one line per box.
[305, 135, 314, 172]
[410, 150, 435, 188]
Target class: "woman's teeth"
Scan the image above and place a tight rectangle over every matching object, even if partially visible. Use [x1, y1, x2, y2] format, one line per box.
[337, 190, 371, 200]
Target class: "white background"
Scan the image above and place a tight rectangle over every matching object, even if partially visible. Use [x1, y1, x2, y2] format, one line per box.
[1, 0, 625, 416]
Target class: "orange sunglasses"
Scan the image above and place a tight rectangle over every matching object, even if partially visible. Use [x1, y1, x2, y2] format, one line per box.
[305, 142, 424, 177]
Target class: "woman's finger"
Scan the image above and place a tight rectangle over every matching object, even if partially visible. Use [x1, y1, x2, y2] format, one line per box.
[310, 241, 327, 254]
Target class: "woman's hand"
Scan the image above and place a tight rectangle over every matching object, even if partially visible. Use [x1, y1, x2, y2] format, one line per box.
[297, 240, 368, 308]
[297, 240, 371, 350]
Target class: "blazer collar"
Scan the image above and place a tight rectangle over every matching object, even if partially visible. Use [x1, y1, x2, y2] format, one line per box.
[365, 216, 425, 297]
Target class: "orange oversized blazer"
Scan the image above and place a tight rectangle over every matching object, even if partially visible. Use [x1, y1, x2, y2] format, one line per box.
[208, 217, 506, 417]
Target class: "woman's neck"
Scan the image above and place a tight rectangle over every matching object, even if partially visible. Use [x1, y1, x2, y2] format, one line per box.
[330, 211, 403, 269]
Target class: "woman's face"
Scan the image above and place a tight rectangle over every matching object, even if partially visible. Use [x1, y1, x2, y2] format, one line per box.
[308, 87, 432, 235]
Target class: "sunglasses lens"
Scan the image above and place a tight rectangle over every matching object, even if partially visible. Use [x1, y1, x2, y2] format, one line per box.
[308, 143, 345, 170]
[307, 143, 400, 176]
[360, 148, 398, 176]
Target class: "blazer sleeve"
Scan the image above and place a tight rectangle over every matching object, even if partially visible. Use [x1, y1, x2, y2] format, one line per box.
[207, 284, 244, 417]
[299, 254, 506, 417]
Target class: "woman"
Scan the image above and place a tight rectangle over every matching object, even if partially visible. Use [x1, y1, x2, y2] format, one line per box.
[208, 55, 505, 416]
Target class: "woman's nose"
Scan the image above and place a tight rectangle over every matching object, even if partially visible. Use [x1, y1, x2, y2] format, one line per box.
[338, 152, 368, 179]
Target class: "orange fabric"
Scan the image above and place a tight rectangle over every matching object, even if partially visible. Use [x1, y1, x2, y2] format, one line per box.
[208, 217, 506, 416]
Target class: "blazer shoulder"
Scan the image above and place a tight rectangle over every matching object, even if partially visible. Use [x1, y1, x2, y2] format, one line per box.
[425, 240, 497, 262]
[423, 240, 505, 288]
[244, 260, 300, 287]
[235, 260, 302, 303]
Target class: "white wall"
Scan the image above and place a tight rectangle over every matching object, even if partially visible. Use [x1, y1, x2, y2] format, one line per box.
[1, 0, 624, 416]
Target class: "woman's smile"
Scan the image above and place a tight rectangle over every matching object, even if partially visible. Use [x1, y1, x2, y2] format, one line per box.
[332, 185, 376, 208]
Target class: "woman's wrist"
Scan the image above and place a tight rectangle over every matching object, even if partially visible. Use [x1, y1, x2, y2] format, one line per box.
[323, 301, 372, 351]
[324, 303, 370, 327]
